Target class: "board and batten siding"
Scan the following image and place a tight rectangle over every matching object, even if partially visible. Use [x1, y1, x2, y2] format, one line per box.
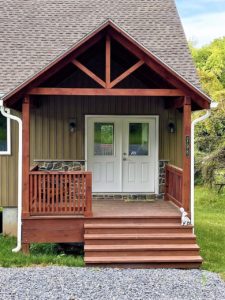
[0, 96, 183, 207]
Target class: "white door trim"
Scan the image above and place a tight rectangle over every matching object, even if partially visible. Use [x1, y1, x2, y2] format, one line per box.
[85, 115, 159, 194]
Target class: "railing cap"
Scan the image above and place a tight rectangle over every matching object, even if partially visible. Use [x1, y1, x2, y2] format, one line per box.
[166, 164, 183, 174]
[29, 171, 92, 175]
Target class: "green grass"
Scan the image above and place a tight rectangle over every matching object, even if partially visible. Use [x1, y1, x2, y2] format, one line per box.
[195, 186, 225, 279]
[0, 235, 84, 267]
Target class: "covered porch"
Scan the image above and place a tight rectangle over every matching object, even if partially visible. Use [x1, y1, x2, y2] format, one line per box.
[18, 23, 191, 219]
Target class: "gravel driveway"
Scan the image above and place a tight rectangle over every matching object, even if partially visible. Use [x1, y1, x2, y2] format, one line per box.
[0, 267, 225, 300]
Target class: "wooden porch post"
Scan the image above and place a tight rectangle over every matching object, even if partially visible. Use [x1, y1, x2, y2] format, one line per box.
[22, 96, 30, 217]
[84, 172, 93, 217]
[182, 96, 191, 212]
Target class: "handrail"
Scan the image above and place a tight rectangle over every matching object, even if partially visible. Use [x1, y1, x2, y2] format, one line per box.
[165, 164, 183, 207]
[166, 164, 183, 174]
[29, 170, 91, 175]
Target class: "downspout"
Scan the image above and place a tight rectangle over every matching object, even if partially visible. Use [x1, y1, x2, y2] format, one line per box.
[191, 102, 218, 226]
[0, 97, 23, 252]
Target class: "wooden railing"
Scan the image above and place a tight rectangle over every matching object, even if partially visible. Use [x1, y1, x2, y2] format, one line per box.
[29, 171, 92, 216]
[165, 164, 183, 207]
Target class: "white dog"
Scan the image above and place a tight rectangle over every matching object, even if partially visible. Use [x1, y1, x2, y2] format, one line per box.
[180, 207, 191, 226]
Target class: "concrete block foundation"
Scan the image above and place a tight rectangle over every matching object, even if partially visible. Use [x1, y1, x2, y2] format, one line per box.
[3, 207, 17, 236]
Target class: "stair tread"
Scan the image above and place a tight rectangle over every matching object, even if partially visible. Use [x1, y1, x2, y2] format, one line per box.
[86, 216, 180, 219]
[85, 255, 203, 263]
[85, 244, 200, 251]
[85, 223, 191, 229]
[84, 233, 196, 239]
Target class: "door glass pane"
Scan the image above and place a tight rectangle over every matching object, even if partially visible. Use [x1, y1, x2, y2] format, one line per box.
[129, 123, 149, 156]
[94, 123, 114, 156]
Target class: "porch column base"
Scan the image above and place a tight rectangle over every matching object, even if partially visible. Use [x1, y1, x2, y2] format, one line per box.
[22, 243, 30, 255]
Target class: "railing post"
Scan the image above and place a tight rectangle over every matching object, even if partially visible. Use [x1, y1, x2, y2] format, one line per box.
[22, 95, 30, 217]
[165, 165, 169, 201]
[182, 96, 191, 212]
[84, 172, 92, 217]
[165, 164, 183, 207]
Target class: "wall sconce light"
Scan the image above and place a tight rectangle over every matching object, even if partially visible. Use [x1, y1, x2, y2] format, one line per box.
[168, 121, 176, 133]
[69, 118, 76, 133]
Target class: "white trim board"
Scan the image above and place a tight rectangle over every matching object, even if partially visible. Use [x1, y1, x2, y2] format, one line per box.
[0, 108, 11, 155]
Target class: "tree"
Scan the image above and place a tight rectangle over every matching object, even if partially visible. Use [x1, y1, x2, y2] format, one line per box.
[190, 38, 225, 185]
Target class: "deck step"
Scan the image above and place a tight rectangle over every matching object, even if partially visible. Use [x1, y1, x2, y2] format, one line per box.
[85, 233, 197, 245]
[85, 244, 200, 251]
[85, 255, 203, 264]
[84, 223, 193, 234]
[84, 223, 189, 229]
[84, 233, 196, 240]
[84, 217, 202, 268]
[85, 244, 200, 257]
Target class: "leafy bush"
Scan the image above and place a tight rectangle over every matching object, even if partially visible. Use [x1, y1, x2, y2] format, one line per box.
[190, 38, 225, 184]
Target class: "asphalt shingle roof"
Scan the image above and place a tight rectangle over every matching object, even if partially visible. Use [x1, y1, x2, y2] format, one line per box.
[0, 0, 200, 96]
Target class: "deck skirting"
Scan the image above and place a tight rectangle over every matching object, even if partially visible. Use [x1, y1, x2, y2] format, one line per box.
[22, 218, 84, 243]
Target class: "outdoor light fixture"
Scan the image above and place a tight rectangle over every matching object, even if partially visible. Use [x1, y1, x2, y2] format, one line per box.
[69, 118, 76, 133]
[168, 121, 176, 133]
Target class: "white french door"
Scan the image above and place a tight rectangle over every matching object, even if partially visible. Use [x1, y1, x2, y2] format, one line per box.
[86, 117, 122, 192]
[86, 116, 158, 193]
[122, 118, 156, 192]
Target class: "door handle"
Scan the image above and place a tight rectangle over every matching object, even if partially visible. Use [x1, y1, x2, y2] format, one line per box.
[123, 153, 127, 156]
[123, 158, 127, 161]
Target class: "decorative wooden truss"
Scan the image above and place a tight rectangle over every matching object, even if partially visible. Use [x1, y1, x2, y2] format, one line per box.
[29, 34, 186, 98]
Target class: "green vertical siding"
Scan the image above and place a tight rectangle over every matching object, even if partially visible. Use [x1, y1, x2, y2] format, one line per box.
[30, 96, 183, 163]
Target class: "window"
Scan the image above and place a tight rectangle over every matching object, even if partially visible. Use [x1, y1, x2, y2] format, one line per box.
[0, 109, 11, 155]
[94, 122, 114, 156]
[129, 123, 149, 156]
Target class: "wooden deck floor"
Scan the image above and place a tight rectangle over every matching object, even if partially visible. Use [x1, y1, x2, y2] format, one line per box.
[92, 199, 180, 217]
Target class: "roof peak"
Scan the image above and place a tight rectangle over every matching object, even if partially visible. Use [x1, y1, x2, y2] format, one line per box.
[0, 0, 200, 96]
[3, 21, 210, 109]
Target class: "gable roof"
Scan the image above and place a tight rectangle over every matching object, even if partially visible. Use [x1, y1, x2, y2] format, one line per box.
[2, 20, 211, 109]
[0, 0, 201, 99]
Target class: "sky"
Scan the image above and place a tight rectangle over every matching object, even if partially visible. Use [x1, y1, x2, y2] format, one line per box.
[176, 0, 225, 47]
